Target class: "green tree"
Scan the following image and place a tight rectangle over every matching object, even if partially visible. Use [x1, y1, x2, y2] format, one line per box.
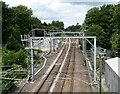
[87, 25, 105, 48]
[111, 4, 120, 57]
[50, 21, 64, 30]
[2, 2, 34, 51]
[31, 17, 42, 28]
[6, 34, 21, 51]
[2, 2, 13, 44]
[85, 7, 100, 27]
[84, 5, 115, 49]
[11, 5, 32, 34]
[111, 31, 120, 57]
[117, 35, 120, 57]
[66, 23, 81, 32]
[113, 4, 120, 30]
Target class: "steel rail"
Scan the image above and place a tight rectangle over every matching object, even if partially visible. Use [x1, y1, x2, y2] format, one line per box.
[49, 38, 71, 92]
[33, 42, 67, 93]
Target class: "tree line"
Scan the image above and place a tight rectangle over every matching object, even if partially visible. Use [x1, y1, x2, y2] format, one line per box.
[2, 1, 66, 92]
[2, 0, 66, 67]
[1, 0, 82, 70]
[84, 4, 120, 56]
[2, 2, 65, 51]
[2, 1, 120, 68]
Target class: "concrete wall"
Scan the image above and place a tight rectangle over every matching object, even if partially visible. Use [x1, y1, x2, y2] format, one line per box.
[105, 63, 120, 93]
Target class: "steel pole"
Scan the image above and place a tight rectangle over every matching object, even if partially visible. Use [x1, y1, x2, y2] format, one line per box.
[82, 32, 85, 55]
[53, 39, 55, 52]
[51, 34, 54, 53]
[30, 38, 34, 82]
[94, 38, 97, 83]
[99, 55, 102, 94]
[50, 33, 52, 53]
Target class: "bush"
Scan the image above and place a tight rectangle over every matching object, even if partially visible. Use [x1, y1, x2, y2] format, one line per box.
[2, 49, 27, 68]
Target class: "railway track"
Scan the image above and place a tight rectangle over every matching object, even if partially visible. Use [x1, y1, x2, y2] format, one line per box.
[35, 39, 71, 93]
[16, 39, 92, 93]
[54, 40, 76, 93]
[34, 39, 82, 93]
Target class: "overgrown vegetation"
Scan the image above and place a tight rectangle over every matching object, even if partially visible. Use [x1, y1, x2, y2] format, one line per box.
[2, 49, 27, 69]
[84, 4, 120, 57]
[1, 1, 66, 93]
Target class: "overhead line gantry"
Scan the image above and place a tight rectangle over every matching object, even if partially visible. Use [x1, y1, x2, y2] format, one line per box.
[21, 29, 97, 84]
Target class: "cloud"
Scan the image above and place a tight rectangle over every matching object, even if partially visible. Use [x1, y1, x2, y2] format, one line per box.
[33, 0, 93, 27]
[70, 2, 117, 6]
[3, 0, 119, 28]
[61, 0, 119, 6]
[3, 0, 34, 7]
[61, 0, 119, 3]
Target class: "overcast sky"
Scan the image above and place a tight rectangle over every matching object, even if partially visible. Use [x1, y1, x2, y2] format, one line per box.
[3, 0, 119, 28]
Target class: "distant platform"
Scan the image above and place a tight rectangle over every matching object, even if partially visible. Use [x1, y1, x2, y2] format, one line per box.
[41, 48, 50, 52]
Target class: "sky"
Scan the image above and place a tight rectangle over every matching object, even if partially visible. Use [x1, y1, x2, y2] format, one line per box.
[2, 0, 120, 28]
